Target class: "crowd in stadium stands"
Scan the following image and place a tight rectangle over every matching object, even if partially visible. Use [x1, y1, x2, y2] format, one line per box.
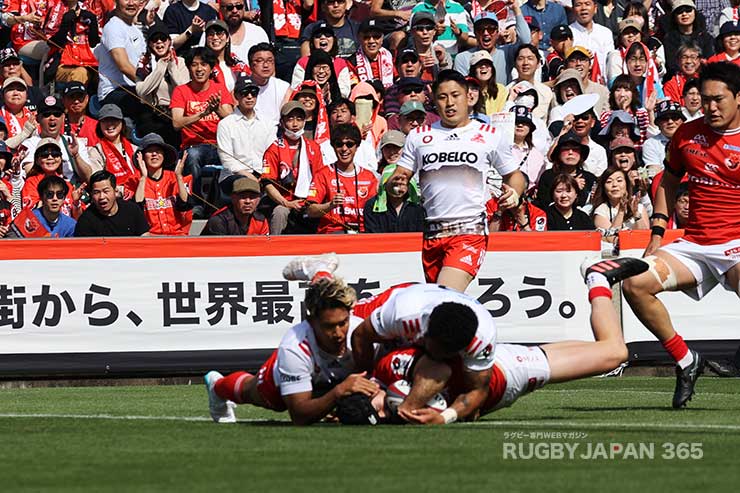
[0, 0, 728, 246]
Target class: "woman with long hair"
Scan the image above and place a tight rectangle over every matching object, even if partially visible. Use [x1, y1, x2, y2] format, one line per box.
[600, 74, 654, 147]
[510, 105, 545, 194]
[623, 42, 664, 106]
[591, 166, 649, 245]
[468, 51, 507, 115]
[290, 81, 331, 144]
[303, 51, 342, 107]
[204, 20, 248, 92]
[291, 24, 352, 97]
[88, 104, 139, 200]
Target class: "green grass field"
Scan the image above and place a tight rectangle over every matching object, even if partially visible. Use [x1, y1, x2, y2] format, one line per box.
[2, 377, 739, 492]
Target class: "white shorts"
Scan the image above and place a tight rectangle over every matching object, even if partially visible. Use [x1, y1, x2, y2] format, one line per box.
[660, 238, 740, 300]
[492, 344, 551, 410]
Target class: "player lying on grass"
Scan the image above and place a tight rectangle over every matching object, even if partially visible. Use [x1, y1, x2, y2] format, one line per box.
[343, 257, 650, 424]
[204, 272, 379, 425]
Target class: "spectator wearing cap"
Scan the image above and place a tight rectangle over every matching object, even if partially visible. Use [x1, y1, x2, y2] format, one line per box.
[47, 0, 100, 86]
[411, 0, 474, 57]
[171, 47, 234, 217]
[511, 105, 545, 193]
[290, 82, 329, 142]
[569, 0, 614, 75]
[306, 123, 378, 234]
[201, 176, 269, 235]
[348, 81, 388, 147]
[408, 13, 453, 81]
[662, 0, 714, 75]
[548, 68, 584, 124]
[94, 0, 148, 116]
[549, 93, 608, 178]
[469, 51, 507, 115]
[503, 80, 550, 155]
[597, 109, 642, 149]
[132, 133, 193, 236]
[382, 51, 426, 116]
[454, 9, 531, 85]
[198, 20, 248, 92]
[21, 139, 81, 218]
[708, 21, 740, 65]
[164, 0, 218, 55]
[665, 44, 702, 108]
[369, 0, 414, 51]
[521, 0, 568, 50]
[642, 100, 685, 179]
[135, 24, 189, 148]
[20, 96, 96, 184]
[291, 22, 353, 98]
[376, 130, 405, 173]
[321, 98, 378, 172]
[349, 19, 395, 88]
[1, 77, 35, 145]
[5, 174, 77, 238]
[392, 101, 431, 135]
[0, 48, 41, 107]
[487, 177, 547, 232]
[88, 104, 139, 200]
[602, 74, 654, 149]
[74, 169, 150, 237]
[525, 17, 544, 62]
[217, 77, 276, 194]
[302, 51, 343, 107]
[0, 141, 20, 221]
[385, 76, 434, 120]
[217, 0, 269, 63]
[535, 129, 597, 210]
[565, 46, 610, 116]
[681, 77, 702, 121]
[300, 0, 360, 58]
[506, 45, 552, 121]
[62, 82, 98, 149]
[543, 25, 572, 82]
[605, 17, 645, 85]
[249, 43, 292, 128]
[260, 101, 324, 234]
[363, 163, 423, 233]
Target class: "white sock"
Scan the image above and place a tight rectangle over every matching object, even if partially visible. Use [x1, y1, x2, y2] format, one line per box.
[586, 272, 610, 290]
[677, 350, 695, 370]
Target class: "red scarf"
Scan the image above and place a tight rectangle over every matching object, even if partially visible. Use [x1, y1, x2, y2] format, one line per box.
[99, 138, 138, 198]
[290, 80, 331, 145]
[624, 42, 660, 104]
[1, 107, 32, 138]
[355, 48, 395, 88]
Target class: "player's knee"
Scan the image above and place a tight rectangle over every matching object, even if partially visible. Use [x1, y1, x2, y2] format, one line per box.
[623, 256, 672, 297]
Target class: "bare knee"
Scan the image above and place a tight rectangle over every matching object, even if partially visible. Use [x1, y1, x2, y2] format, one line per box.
[602, 341, 629, 370]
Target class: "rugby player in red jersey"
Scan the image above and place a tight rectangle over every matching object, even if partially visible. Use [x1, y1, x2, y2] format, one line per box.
[623, 62, 740, 408]
[389, 70, 527, 292]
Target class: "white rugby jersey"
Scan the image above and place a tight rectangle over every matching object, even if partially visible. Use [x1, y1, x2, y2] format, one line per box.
[369, 284, 497, 372]
[274, 315, 363, 397]
[397, 121, 517, 223]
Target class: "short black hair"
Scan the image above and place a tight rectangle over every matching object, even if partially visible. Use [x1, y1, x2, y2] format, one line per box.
[701, 62, 740, 96]
[185, 46, 217, 68]
[89, 169, 117, 189]
[682, 77, 701, 96]
[515, 43, 542, 62]
[426, 302, 478, 353]
[37, 175, 69, 198]
[328, 98, 355, 116]
[248, 42, 275, 64]
[432, 69, 469, 95]
[330, 123, 362, 146]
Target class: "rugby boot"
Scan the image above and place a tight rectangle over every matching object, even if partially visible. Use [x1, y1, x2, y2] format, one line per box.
[581, 257, 649, 286]
[672, 350, 704, 409]
[282, 253, 339, 281]
[204, 371, 237, 423]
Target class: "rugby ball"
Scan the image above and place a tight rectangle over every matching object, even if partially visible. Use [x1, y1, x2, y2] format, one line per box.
[384, 379, 448, 413]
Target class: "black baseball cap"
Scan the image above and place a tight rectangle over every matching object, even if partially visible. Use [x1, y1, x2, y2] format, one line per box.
[550, 25, 573, 41]
[311, 21, 335, 38]
[359, 19, 383, 34]
[234, 76, 258, 93]
[62, 82, 87, 97]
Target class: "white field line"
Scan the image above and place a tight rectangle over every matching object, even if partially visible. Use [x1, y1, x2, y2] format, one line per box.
[538, 389, 739, 397]
[1, 413, 740, 432]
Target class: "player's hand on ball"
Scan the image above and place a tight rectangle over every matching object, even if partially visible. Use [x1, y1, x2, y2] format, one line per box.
[335, 371, 379, 398]
[398, 407, 444, 425]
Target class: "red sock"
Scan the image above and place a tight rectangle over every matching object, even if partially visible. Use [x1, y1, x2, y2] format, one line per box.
[662, 334, 689, 363]
[214, 371, 252, 404]
[311, 271, 334, 283]
[588, 286, 613, 302]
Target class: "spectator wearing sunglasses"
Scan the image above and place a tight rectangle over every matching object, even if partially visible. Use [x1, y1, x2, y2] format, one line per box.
[217, 0, 269, 63]
[407, 13, 453, 82]
[384, 76, 434, 119]
[387, 84, 439, 132]
[349, 19, 396, 88]
[21, 139, 82, 219]
[20, 97, 97, 185]
[292, 22, 353, 98]
[410, 0, 474, 58]
[5, 175, 77, 238]
[300, 0, 360, 58]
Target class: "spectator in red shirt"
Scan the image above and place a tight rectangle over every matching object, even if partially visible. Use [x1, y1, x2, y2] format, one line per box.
[171, 47, 234, 218]
[132, 133, 193, 236]
[201, 177, 269, 235]
[61, 82, 98, 149]
[306, 123, 378, 234]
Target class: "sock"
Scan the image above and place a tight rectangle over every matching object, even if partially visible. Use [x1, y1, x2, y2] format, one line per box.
[311, 271, 334, 283]
[663, 334, 693, 368]
[214, 371, 252, 404]
[586, 272, 612, 301]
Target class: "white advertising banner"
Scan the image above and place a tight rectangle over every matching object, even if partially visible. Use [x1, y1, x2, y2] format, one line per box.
[0, 233, 602, 355]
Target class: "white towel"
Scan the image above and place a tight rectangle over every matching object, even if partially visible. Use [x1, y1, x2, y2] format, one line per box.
[293, 137, 312, 199]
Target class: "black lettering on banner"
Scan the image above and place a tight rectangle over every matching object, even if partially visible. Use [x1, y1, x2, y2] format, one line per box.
[477, 278, 511, 317]
[157, 282, 201, 326]
[84, 284, 120, 327]
[205, 282, 249, 325]
[517, 277, 552, 319]
[348, 278, 380, 300]
[252, 281, 294, 324]
[32, 285, 76, 327]
[297, 281, 311, 320]
[0, 285, 26, 329]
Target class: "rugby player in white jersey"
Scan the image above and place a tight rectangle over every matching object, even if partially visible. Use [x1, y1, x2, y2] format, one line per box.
[389, 70, 528, 292]
[204, 269, 378, 425]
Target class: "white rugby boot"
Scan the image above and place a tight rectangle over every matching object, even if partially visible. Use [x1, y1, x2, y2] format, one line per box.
[282, 253, 340, 281]
[204, 371, 236, 423]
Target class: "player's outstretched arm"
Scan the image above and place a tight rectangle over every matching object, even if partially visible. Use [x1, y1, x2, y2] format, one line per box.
[283, 373, 379, 426]
[351, 319, 386, 373]
[645, 171, 681, 257]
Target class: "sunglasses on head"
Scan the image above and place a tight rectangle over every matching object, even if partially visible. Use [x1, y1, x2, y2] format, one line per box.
[38, 149, 62, 158]
[401, 86, 424, 95]
[332, 140, 358, 149]
[44, 190, 66, 199]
